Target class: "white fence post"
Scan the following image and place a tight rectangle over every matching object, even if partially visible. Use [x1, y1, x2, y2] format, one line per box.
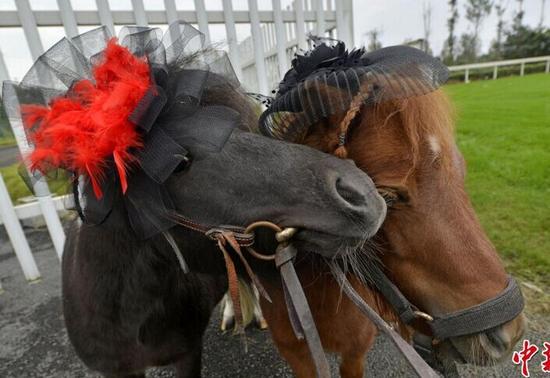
[293, 0, 307, 50]
[465, 69, 469, 83]
[248, 0, 269, 94]
[315, 0, 325, 36]
[342, 0, 354, 46]
[56, 0, 79, 38]
[9, 120, 66, 259]
[546, 59, 550, 74]
[272, 0, 289, 78]
[11, 0, 67, 259]
[520, 62, 525, 76]
[15, 0, 44, 60]
[131, 0, 149, 26]
[194, 0, 210, 45]
[493, 65, 498, 80]
[335, 0, 347, 45]
[0, 49, 9, 83]
[0, 174, 41, 282]
[164, 0, 178, 24]
[95, 0, 115, 36]
[222, 0, 242, 80]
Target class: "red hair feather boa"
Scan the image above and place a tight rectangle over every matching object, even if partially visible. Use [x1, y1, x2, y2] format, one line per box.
[21, 39, 150, 198]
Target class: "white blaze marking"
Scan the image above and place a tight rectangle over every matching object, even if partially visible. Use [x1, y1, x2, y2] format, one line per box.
[428, 135, 441, 157]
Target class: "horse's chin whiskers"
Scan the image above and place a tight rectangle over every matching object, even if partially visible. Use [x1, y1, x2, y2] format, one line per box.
[329, 233, 383, 289]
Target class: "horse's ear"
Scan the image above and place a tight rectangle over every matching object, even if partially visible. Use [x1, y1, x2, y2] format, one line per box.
[377, 184, 410, 207]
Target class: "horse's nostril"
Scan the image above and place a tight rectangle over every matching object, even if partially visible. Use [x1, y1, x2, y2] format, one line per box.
[335, 177, 365, 208]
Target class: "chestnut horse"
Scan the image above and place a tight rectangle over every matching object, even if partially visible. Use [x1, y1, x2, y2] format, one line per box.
[259, 89, 526, 377]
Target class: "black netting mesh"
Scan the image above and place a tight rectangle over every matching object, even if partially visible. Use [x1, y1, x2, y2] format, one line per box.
[258, 42, 449, 142]
[2, 21, 241, 239]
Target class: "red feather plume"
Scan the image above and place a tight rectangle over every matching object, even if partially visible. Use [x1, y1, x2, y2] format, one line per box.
[21, 39, 151, 198]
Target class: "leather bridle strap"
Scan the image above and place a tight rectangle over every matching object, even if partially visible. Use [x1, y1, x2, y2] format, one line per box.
[173, 216, 331, 378]
[368, 263, 421, 324]
[275, 243, 331, 378]
[244, 222, 331, 378]
[174, 215, 477, 377]
[331, 263, 439, 378]
[430, 276, 524, 339]
[369, 264, 525, 340]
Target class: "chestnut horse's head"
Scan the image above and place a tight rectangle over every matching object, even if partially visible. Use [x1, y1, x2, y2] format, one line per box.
[300, 89, 525, 367]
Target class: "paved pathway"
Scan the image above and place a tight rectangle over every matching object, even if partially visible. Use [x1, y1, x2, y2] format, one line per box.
[0, 145, 18, 167]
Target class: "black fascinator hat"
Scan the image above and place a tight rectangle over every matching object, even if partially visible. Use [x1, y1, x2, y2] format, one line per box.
[259, 40, 449, 143]
[2, 21, 241, 239]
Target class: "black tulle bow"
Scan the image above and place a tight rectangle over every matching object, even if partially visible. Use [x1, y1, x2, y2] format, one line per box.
[278, 41, 365, 96]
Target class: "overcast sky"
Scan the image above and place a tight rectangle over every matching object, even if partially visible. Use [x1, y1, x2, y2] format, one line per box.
[0, 0, 548, 81]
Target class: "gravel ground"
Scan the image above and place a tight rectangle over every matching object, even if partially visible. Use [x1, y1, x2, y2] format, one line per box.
[1, 226, 548, 377]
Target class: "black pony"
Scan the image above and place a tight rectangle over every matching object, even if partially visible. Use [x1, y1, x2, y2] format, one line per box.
[55, 28, 387, 377]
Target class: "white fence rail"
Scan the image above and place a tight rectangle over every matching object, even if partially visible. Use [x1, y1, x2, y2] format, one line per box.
[0, 195, 73, 227]
[0, 0, 353, 282]
[449, 55, 550, 83]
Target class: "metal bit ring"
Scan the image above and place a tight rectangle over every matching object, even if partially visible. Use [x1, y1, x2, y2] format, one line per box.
[244, 221, 297, 261]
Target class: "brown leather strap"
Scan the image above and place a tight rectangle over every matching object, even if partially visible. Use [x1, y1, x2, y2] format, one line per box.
[331, 263, 438, 378]
[215, 236, 244, 335]
[219, 231, 272, 303]
[276, 244, 331, 378]
[173, 213, 255, 246]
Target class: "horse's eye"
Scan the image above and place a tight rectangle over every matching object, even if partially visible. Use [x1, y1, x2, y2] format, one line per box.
[377, 185, 410, 207]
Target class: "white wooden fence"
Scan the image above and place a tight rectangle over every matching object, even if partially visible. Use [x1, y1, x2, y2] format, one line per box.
[0, 0, 353, 282]
[449, 55, 550, 83]
[0, 0, 354, 93]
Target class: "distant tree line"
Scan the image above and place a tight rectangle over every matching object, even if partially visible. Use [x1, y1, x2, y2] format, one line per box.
[441, 0, 550, 64]
[363, 0, 548, 63]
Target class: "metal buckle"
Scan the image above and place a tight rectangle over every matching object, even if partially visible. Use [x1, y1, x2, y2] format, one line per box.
[414, 310, 434, 322]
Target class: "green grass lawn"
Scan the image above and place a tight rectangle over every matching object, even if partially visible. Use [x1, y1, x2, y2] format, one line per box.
[0, 135, 16, 147]
[0, 163, 68, 203]
[0, 163, 33, 201]
[445, 74, 550, 285]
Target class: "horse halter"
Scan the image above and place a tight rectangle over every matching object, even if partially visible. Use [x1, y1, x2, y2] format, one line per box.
[364, 265, 525, 368]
